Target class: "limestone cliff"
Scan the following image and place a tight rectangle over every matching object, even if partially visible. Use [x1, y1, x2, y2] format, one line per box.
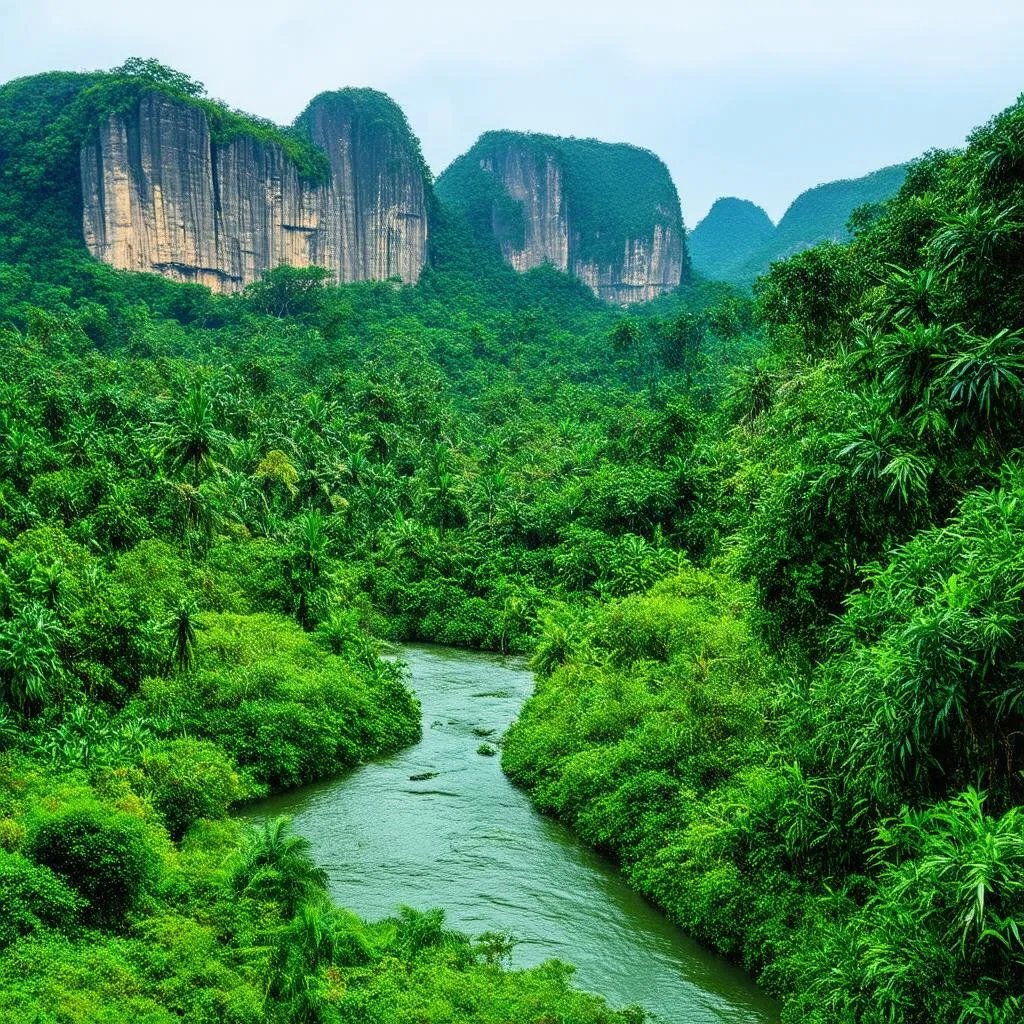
[436, 132, 688, 304]
[80, 89, 430, 292]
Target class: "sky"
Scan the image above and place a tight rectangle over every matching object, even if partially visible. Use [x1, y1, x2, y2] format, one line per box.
[2, 0, 1023, 225]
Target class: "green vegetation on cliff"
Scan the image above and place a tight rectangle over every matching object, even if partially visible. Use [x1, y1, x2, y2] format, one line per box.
[438, 130, 688, 269]
[434, 138, 529, 252]
[294, 86, 433, 194]
[556, 136, 685, 266]
[79, 58, 333, 183]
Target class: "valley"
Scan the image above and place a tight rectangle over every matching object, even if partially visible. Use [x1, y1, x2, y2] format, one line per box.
[0, 52, 1021, 1024]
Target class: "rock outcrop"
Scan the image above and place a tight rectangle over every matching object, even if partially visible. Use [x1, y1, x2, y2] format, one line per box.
[80, 90, 429, 293]
[437, 132, 687, 304]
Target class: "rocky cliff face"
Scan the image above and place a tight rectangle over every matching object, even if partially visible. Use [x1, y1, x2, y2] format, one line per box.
[437, 132, 687, 304]
[573, 224, 683, 304]
[476, 144, 569, 273]
[80, 90, 429, 293]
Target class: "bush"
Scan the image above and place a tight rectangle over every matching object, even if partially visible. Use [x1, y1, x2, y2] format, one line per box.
[139, 612, 421, 792]
[29, 804, 158, 926]
[140, 738, 242, 839]
[0, 851, 83, 948]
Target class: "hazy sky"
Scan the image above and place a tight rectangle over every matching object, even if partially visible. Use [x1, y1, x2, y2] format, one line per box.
[2, 0, 1023, 225]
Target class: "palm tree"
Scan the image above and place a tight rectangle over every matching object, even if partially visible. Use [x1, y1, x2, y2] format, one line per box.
[0, 422, 45, 492]
[875, 322, 949, 413]
[876, 264, 939, 328]
[980, 108, 1024, 184]
[940, 328, 1024, 428]
[386, 509, 420, 553]
[0, 602, 63, 711]
[341, 449, 371, 488]
[830, 395, 933, 511]
[872, 790, 1024, 952]
[478, 469, 508, 526]
[29, 562, 70, 614]
[929, 203, 1023, 282]
[293, 508, 329, 577]
[60, 412, 99, 468]
[229, 436, 263, 474]
[164, 597, 201, 675]
[271, 901, 350, 1023]
[159, 385, 228, 484]
[302, 393, 335, 435]
[291, 508, 334, 628]
[499, 593, 530, 655]
[233, 816, 328, 918]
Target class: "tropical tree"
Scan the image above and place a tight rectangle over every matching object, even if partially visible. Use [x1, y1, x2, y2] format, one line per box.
[233, 816, 329, 918]
[159, 385, 228, 484]
[164, 597, 202, 675]
[270, 902, 348, 1024]
[0, 602, 63, 710]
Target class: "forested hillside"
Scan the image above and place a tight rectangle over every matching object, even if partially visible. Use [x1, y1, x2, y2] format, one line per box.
[692, 164, 907, 285]
[1, 55, 1023, 1024]
[687, 197, 775, 281]
[506, 97, 1024, 1023]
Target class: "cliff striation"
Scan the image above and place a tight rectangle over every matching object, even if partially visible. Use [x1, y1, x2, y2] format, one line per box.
[437, 132, 688, 304]
[80, 89, 430, 293]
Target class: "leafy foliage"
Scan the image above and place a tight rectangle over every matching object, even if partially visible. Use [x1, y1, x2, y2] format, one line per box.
[28, 802, 159, 926]
[5, 55, 1024, 1024]
[505, 91, 1024, 1024]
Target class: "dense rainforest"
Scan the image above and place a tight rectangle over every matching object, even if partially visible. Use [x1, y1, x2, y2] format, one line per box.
[0, 58, 1023, 1024]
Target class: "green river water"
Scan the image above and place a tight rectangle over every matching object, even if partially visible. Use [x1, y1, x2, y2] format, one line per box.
[245, 645, 780, 1023]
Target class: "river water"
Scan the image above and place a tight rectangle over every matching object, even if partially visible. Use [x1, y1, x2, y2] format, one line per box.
[244, 644, 779, 1023]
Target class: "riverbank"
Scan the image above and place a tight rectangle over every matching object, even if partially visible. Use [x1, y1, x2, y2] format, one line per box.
[244, 644, 778, 1023]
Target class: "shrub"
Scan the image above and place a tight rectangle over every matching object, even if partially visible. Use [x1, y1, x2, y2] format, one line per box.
[29, 803, 158, 925]
[139, 612, 420, 792]
[140, 738, 243, 839]
[0, 851, 83, 947]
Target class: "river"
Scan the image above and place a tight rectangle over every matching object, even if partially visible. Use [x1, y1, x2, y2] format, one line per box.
[244, 644, 779, 1023]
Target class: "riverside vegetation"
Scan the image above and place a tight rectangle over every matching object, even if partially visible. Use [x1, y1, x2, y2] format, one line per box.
[0, 59, 1022, 1023]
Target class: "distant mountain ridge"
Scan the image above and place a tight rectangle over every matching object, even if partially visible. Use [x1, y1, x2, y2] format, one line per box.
[689, 164, 908, 286]
[687, 198, 775, 282]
